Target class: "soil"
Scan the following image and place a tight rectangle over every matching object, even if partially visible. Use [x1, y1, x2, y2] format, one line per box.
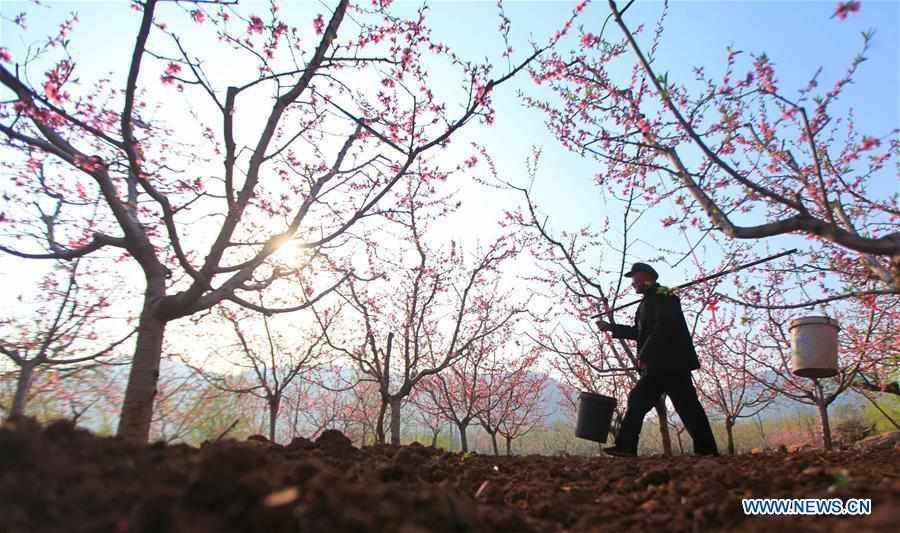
[1, 418, 898, 533]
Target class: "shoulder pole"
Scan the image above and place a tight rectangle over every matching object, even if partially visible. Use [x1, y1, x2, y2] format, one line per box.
[589, 248, 798, 319]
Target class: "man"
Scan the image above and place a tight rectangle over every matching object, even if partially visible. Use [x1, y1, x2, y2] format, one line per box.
[595, 262, 719, 457]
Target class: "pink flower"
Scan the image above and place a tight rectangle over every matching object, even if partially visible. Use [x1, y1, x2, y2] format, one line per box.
[580, 33, 595, 48]
[191, 10, 205, 24]
[161, 63, 181, 85]
[248, 15, 264, 34]
[833, 1, 861, 21]
[0, 48, 11, 63]
[44, 81, 62, 103]
[313, 14, 325, 35]
[636, 117, 651, 134]
[753, 55, 777, 94]
[860, 136, 880, 151]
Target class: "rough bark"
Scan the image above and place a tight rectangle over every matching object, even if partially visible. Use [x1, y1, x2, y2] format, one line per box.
[656, 397, 673, 456]
[10, 362, 36, 418]
[376, 398, 387, 444]
[117, 290, 167, 442]
[818, 399, 833, 450]
[268, 396, 280, 443]
[389, 396, 402, 445]
[458, 421, 469, 453]
[725, 419, 736, 456]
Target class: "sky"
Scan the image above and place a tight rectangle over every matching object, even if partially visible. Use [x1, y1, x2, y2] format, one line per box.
[1, 0, 897, 371]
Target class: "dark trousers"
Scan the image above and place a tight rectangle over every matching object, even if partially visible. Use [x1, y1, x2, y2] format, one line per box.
[616, 370, 718, 455]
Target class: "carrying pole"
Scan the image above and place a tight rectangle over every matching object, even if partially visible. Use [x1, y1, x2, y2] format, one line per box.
[590, 248, 798, 319]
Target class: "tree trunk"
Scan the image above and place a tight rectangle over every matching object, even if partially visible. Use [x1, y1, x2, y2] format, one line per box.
[389, 396, 402, 445]
[725, 419, 736, 455]
[290, 398, 301, 440]
[430, 430, 439, 448]
[489, 431, 499, 455]
[268, 396, 280, 443]
[817, 399, 833, 450]
[10, 362, 36, 418]
[755, 414, 769, 448]
[505, 435, 512, 456]
[458, 421, 469, 453]
[117, 303, 167, 443]
[375, 397, 388, 444]
[655, 396, 673, 456]
[674, 427, 685, 454]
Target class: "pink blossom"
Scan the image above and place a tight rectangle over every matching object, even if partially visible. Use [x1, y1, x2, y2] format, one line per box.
[0, 48, 11, 63]
[580, 33, 595, 48]
[313, 14, 325, 35]
[248, 15, 264, 34]
[860, 136, 880, 151]
[636, 117, 651, 135]
[833, 1, 861, 21]
[753, 55, 777, 94]
[161, 62, 181, 85]
[191, 10, 205, 24]
[43, 81, 62, 103]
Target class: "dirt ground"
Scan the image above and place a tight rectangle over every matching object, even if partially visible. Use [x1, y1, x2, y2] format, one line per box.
[1, 418, 897, 533]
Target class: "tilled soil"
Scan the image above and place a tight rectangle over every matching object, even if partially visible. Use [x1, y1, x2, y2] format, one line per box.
[1, 418, 897, 533]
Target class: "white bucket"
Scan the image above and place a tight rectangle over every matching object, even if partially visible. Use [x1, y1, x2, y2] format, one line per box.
[789, 316, 839, 378]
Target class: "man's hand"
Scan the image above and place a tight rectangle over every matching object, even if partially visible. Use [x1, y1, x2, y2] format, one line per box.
[595, 320, 613, 332]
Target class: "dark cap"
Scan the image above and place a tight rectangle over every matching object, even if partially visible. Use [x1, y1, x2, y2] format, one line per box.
[624, 262, 658, 279]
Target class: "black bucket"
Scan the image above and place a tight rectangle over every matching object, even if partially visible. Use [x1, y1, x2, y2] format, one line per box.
[575, 391, 617, 443]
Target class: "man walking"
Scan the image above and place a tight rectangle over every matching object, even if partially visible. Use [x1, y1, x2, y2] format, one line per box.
[595, 262, 719, 457]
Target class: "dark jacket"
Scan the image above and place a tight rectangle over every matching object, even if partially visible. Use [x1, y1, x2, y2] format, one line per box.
[611, 284, 700, 373]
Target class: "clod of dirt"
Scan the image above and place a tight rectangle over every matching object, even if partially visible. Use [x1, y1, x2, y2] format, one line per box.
[392, 444, 430, 469]
[286, 436, 315, 451]
[638, 468, 670, 487]
[315, 429, 355, 453]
